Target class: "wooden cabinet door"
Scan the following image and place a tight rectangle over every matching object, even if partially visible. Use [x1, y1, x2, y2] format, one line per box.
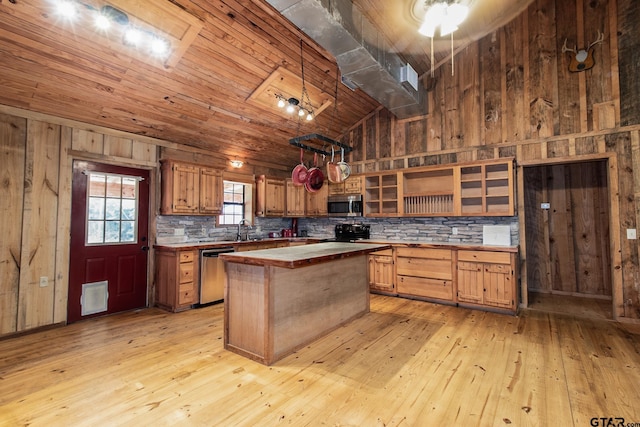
[266, 179, 285, 216]
[199, 167, 222, 214]
[285, 179, 306, 217]
[171, 163, 200, 213]
[457, 261, 484, 304]
[256, 176, 284, 217]
[305, 182, 328, 216]
[369, 255, 394, 292]
[482, 264, 514, 308]
[344, 176, 362, 194]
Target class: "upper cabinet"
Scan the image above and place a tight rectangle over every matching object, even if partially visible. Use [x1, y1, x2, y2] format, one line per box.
[328, 175, 362, 196]
[160, 160, 223, 215]
[403, 167, 455, 216]
[285, 178, 306, 217]
[363, 159, 514, 218]
[256, 175, 285, 217]
[458, 161, 514, 216]
[305, 180, 329, 217]
[364, 172, 401, 217]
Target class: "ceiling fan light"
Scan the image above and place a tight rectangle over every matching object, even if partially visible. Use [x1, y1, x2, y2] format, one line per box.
[440, 19, 458, 37]
[306, 112, 313, 121]
[447, 3, 469, 26]
[277, 97, 286, 108]
[286, 104, 295, 114]
[298, 108, 305, 117]
[418, 20, 437, 37]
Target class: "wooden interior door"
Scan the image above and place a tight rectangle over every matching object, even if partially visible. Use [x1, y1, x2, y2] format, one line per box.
[524, 161, 611, 297]
[68, 161, 150, 323]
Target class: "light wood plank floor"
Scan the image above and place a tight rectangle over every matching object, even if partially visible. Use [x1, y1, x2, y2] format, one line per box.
[1, 295, 639, 426]
[528, 291, 613, 320]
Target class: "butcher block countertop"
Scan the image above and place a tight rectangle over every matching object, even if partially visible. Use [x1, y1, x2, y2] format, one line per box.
[219, 242, 390, 269]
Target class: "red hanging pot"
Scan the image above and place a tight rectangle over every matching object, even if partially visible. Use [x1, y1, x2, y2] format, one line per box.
[291, 148, 308, 186]
[305, 153, 325, 193]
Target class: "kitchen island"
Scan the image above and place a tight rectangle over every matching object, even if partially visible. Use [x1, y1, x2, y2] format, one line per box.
[219, 242, 390, 365]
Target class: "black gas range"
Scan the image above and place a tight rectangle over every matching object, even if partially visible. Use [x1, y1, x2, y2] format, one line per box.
[333, 223, 370, 242]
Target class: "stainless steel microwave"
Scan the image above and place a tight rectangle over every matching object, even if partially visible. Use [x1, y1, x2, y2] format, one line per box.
[327, 194, 363, 217]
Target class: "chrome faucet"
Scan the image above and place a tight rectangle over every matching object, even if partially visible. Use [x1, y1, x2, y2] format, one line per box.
[236, 219, 252, 241]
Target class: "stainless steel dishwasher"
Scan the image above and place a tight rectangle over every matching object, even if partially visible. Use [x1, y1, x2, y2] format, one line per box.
[199, 247, 235, 305]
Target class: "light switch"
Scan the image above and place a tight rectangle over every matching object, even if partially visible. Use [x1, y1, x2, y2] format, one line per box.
[39, 276, 48, 287]
[627, 229, 637, 240]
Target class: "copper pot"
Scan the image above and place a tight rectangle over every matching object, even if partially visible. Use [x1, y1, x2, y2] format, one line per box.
[326, 146, 342, 184]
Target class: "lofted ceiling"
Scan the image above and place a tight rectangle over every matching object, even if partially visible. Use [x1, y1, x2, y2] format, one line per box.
[0, 0, 533, 172]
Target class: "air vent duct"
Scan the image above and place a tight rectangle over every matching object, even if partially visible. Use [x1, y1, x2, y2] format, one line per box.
[266, 0, 426, 119]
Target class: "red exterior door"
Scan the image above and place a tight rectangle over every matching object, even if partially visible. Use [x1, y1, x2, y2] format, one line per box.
[68, 161, 150, 323]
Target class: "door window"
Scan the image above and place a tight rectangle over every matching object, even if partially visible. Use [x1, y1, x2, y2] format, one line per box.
[86, 172, 140, 245]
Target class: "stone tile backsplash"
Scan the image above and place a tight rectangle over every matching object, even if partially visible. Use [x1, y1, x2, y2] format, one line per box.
[156, 215, 519, 245]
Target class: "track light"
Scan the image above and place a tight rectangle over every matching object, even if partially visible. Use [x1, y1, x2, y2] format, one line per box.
[275, 94, 314, 121]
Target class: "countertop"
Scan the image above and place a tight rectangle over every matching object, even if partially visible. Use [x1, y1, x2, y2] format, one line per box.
[365, 239, 519, 252]
[219, 242, 391, 269]
[154, 237, 320, 250]
[153, 237, 518, 253]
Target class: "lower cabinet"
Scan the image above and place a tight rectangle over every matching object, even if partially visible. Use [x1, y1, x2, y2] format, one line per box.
[155, 248, 198, 312]
[368, 245, 518, 314]
[368, 249, 395, 294]
[396, 247, 454, 302]
[457, 250, 517, 312]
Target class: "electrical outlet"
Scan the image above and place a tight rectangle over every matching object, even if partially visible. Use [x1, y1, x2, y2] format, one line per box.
[452, 227, 458, 235]
[627, 229, 637, 240]
[39, 276, 48, 287]
[174, 228, 184, 236]
[541, 203, 550, 209]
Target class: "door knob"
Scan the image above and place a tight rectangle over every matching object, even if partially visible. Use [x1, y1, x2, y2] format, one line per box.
[141, 246, 149, 251]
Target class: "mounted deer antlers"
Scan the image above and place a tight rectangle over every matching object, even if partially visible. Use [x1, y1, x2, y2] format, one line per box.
[562, 30, 605, 72]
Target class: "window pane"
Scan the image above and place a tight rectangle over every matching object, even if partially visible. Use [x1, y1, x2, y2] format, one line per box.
[89, 174, 106, 197]
[223, 192, 235, 202]
[87, 221, 104, 244]
[122, 178, 136, 199]
[105, 198, 121, 220]
[106, 176, 121, 197]
[105, 221, 120, 243]
[121, 221, 135, 242]
[231, 205, 243, 215]
[232, 193, 243, 203]
[121, 199, 136, 220]
[88, 197, 105, 220]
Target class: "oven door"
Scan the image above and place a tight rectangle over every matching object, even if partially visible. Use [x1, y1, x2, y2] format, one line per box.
[328, 195, 362, 217]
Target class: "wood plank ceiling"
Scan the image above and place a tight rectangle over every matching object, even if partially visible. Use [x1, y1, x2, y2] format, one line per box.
[0, 0, 533, 172]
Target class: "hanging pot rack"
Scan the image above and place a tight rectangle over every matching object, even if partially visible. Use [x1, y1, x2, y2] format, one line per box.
[288, 133, 352, 156]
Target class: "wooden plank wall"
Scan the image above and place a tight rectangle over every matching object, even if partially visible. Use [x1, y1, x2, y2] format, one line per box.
[343, 0, 640, 320]
[0, 110, 160, 335]
[524, 162, 611, 296]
